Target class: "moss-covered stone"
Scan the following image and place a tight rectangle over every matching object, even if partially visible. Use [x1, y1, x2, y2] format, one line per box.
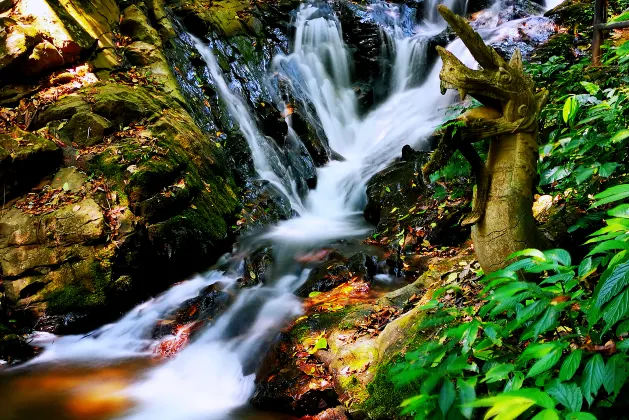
[60, 112, 113, 147]
[0, 23, 41, 71]
[0, 129, 62, 200]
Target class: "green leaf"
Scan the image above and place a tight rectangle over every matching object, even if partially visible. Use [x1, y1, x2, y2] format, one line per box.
[469, 388, 554, 420]
[527, 348, 562, 377]
[578, 258, 594, 279]
[616, 319, 629, 336]
[504, 371, 524, 392]
[603, 353, 629, 396]
[599, 162, 619, 178]
[563, 96, 579, 125]
[308, 291, 322, 298]
[580, 81, 600, 95]
[461, 321, 479, 354]
[581, 354, 605, 406]
[457, 377, 476, 419]
[587, 240, 629, 257]
[62, 182, 70, 192]
[420, 374, 441, 395]
[617, 339, 629, 351]
[520, 343, 558, 362]
[609, 204, 629, 219]
[509, 248, 547, 261]
[544, 249, 571, 266]
[565, 413, 597, 420]
[439, 380, 456, 416]
[591, 184, 629, 208]
[541, 166, 571, 186]
[602, 287, 629, 331]
[470, 395, 534, 420]
[548, 381, 582, 412]
[522, 306, 561, 341]
[314, 337, 327, 351]
[482, 363, 515, 383]
[575, 166, 596, 185]
[531, 409, 560, 420]
[559, 350, 582, 382]
[516, 299, 550, 327]
[593, 261, 629, 307]
[611, 129, 629, 143]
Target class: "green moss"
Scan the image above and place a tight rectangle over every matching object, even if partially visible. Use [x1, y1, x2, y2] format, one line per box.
[533, 33, 577, 64]
[363, 355, 420, 419]
[290, 307, 356, 342]
[46, 261, 111, 314]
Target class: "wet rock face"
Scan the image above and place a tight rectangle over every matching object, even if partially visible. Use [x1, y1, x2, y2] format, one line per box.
[152, 282, 233, 341]
[296, 251, 377, 298]
[251, 332, 341, 416]
[364, 146, 429, 227]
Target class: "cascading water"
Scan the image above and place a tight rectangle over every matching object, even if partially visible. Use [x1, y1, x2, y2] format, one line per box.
[3, 1, 561, 418]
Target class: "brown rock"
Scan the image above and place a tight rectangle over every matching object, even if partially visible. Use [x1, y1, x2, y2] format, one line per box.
[24, 40, 64, 76]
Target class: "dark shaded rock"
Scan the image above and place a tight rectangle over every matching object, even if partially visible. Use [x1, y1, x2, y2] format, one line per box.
[364, 147, 428, 226]
[0, 130, 62, 200]
[251, 332, 340, 416]
[236, 180, 295, 234]
[257, 103, 288, 141]
[239, 247, 273, 288]
[0, 327, 34, 363]
[90, 84, 162, 127]
[295, 252, 352, 297]
[60, 112, 113, 147]
[545, 0, 593, 34]
[153, 282, 232, 339]
[50, 167, 88, 192]
[0, 84, 39, 106]
[24, 41, 64, 76]
[0, 0, 15, 13]
[300, 407, 348, 420]
[291, 111, 330, 167]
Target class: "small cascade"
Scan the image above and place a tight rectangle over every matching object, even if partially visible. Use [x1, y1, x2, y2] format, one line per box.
[26, 272, 231, 362]
[193, 37, 306, 213]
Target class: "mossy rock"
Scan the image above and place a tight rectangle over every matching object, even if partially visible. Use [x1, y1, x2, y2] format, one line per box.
[532, 32, 579, 63]
[60, 112, 113, 147]
[0, 130, 62, 200]
[545, 0, 594, 34]
[120, 4, 162, 46]
[0, 24, 41, 71]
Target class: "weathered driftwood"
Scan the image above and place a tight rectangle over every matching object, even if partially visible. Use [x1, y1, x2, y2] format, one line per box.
[423, 5, 549, 272]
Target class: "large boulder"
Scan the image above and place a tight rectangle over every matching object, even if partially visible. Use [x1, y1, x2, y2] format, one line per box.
[0, 23, 41, 71]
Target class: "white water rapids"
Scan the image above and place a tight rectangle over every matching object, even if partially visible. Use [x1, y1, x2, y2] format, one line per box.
[16, 1, 560, 418]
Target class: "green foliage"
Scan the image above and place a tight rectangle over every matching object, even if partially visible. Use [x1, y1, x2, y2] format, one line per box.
[527, 44, 629, 204]
[387, 178, 629, 418]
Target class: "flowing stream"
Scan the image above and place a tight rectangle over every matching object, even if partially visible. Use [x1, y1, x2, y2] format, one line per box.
[0, 1, 560, 418]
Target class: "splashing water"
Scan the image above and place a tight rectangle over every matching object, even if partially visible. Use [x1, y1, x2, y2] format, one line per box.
[6, 1, 558, 419]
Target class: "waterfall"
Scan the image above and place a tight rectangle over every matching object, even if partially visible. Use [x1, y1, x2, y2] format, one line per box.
[13, 0, 553, 418]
